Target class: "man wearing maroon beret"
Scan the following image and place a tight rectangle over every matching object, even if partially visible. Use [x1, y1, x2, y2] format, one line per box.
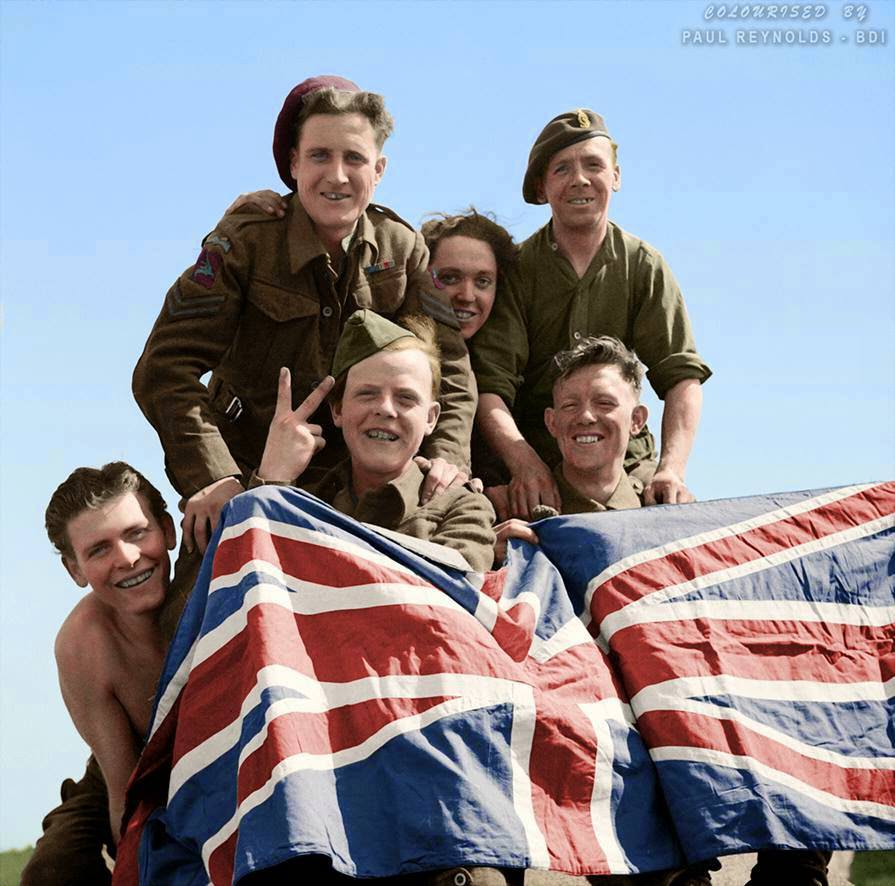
[133, 76, 476, 569]
[470, 109, 712, 521]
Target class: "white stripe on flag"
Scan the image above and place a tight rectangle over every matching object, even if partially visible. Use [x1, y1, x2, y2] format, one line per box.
[581, 699, 632, 873]
[582, 483, 882, 626]
[650, 745, 895, 821]
[602, 594, 895, 645]
[193, 577, 469, 673]
[217, 515, 417, 579]
[597, 513, 895, 643]
[199, 677, 545, 872]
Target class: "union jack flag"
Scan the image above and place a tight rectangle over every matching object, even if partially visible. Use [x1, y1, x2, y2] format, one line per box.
[114, 482, 895, 884]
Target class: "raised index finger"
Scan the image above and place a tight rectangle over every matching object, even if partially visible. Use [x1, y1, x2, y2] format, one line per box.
[273, 367, 293, 418]
[295, 375, 335, 421]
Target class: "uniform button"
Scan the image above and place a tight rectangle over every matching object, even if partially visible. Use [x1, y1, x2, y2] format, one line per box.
[573, 331, 582, 341]
[322, 306, 334, 318]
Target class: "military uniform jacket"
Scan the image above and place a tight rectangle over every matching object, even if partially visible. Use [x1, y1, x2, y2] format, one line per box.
[307, 460, 496, 573]
[470, 220, 712, 472]
[554, 464, 643, 515]
[133, 197, 474, 497]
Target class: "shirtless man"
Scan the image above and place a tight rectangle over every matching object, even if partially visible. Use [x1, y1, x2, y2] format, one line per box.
[23, 462, 175, 884]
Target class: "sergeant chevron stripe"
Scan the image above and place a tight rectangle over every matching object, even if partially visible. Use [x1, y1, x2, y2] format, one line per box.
[166, 281, 226, 318]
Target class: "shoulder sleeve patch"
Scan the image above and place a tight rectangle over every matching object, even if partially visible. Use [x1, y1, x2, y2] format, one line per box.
[190, 248, 222, 289]
[166, 281, 226, 319]
[204, 233, 232, 253]
[418, 290, 460, 330]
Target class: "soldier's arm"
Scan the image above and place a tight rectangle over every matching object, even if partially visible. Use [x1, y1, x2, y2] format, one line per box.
[477, 394, 560, 519]
[132, 224, 248, 499]
[643, 379, 703, 505]
[55, 616, 141, 845]
[470, 271, 560, 519]
[630, 247, 711, 397]
[630, 248, 711, 504]
[400, 233, 476, 474]
[429, 490, 497, 573]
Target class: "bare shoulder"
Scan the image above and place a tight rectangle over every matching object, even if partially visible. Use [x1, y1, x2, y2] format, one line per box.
[54, 595, 116, 684]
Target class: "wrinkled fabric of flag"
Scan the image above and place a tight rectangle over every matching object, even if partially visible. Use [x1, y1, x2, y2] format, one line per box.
[114, 482, 895, 885]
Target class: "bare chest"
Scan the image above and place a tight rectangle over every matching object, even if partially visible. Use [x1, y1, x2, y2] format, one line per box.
[110, 646, 166, 739]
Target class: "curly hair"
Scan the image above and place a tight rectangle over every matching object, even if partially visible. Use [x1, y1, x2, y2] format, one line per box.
[296, 87, 394, 150]
[421, 208, 518, 278]
[552, 335, 643, 393]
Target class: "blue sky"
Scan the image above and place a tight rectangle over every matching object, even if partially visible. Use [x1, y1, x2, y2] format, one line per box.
[1, 0, 893, 851]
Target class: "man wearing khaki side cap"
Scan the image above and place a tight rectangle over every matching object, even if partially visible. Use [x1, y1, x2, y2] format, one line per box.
[133, 75, 475, 564]
[470, 109, 712, 522]
[254, 309, 496, 575]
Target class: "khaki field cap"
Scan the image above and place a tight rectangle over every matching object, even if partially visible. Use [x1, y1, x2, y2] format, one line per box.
[522, 108, 612, 204]
[331, 310, 415, 380]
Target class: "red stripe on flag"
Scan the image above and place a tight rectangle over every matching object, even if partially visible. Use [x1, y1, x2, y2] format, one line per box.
[611, 618, 893, 697]
[207, 827, 238, 885]
[289, 606, 521, 685]
[530, 642, 629, 703]
[236, 696, 453, 805]
[491, 601, 537, 662]
[528, 702, 611, 873]
[173, 602, 319, 761]
[593, 484, 895, 622]
[480, 568, 509, 602]
[213, 527, 433, 590]
[637, 709, 895, 806]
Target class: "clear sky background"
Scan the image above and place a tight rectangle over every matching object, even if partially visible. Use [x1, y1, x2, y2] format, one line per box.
[1, 0, 893, 851]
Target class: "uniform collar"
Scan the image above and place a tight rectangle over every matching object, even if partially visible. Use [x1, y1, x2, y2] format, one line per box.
[286, 198, 378, 274]
[544, 219, 619, 269]
[309, 458, 424, 527]
[553, 462, 642, 515]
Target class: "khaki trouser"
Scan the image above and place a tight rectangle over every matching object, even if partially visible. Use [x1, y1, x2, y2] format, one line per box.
[21, 755, 112, 886]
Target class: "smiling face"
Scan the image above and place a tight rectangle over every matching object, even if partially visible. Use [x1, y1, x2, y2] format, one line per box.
[290, 112, 387, 249]
[63, 492, 175, 618]
[545, 364, 647, 478]
[331, 347, 441, 491]
[429, 235, 499, 339]
[537, 137, 620, 235]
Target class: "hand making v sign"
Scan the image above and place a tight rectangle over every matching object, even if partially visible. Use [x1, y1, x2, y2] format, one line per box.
[258, 368, 336, 484]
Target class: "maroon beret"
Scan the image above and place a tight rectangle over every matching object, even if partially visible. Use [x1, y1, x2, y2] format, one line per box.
[522, 108, 612, 205]
[273, 75, 360, 191]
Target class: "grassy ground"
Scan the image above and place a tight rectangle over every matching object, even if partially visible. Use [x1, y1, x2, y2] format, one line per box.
[0, 847, 892, 885]
[850, 851, 895, 886]
[0, 847, 32, 886]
